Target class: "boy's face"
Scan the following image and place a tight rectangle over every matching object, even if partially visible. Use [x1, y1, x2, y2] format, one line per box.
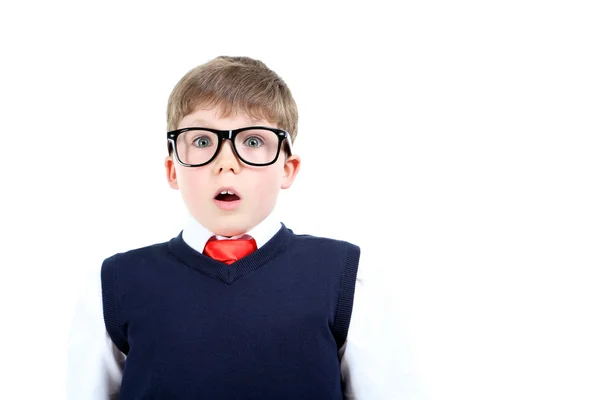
[165, 107, 300, 237]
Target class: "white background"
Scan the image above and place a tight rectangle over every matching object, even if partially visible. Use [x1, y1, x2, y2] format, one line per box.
[1, 1, 599, 399]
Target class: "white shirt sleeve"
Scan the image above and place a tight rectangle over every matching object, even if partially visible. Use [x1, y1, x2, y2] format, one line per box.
[340, 255, 427, 400]
[66, 272, 124, 400]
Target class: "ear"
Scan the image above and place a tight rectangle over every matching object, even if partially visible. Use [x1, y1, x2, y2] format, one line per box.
[165, 156, 179, 190]
[280, 154, 301, 189]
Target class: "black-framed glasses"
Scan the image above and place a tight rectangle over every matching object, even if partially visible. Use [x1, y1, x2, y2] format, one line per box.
[167, 126, 293, 167]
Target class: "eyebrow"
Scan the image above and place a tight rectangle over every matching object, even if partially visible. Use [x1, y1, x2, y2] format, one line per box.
[178, 119, 214, 130]
[183, 121, 275, 130]
[188, 119, 209, 126]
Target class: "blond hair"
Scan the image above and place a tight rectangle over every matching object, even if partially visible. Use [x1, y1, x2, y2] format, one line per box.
[166, 56, 298, 153]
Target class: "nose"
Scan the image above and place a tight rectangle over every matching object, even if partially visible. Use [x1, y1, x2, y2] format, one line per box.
[211, 139, 241, 174]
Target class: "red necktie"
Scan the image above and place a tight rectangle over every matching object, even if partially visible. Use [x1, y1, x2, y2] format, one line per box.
[203, 235, 257, 265]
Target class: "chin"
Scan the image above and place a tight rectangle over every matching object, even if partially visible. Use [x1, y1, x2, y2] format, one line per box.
[210, 220, 251, 237]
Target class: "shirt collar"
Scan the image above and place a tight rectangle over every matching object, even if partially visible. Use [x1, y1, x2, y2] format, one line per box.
[181, 212, 282, 255]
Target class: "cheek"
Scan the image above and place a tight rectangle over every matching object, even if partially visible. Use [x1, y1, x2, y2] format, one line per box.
[247, 170, 282, 198]
[178, 168, 210, 200]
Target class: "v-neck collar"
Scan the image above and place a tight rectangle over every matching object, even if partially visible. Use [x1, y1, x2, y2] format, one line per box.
[168, 223, 293, 285]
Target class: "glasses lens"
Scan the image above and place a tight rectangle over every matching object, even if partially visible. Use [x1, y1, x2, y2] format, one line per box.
[234, 129, 281, 164]
[175, 130, 219, 165]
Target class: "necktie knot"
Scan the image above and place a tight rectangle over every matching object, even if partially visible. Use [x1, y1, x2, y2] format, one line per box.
[203, 235, 257, 265]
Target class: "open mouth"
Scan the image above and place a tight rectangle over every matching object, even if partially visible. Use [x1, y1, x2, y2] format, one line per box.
[215, 190, 240, 202]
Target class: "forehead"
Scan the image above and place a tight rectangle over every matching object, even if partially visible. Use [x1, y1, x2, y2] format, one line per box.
[178, 107, 276, 130]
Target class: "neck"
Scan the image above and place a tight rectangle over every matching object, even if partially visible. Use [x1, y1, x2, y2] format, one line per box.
[182, 212, 282, 253]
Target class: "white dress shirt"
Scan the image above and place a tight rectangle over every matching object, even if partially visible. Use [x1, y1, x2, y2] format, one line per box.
[66, 213, 416, 399]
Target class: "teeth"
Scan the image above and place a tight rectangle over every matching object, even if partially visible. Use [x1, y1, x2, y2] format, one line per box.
[220, 190, 235, 195]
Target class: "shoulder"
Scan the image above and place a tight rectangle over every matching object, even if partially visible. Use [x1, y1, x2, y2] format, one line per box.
[290, 230, 359, 249]
[100, 236, 178, 306]
[101, 236, 176, 273]
[287, 228, 361, 261]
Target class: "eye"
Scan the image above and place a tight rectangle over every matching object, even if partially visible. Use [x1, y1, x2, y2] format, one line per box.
[192, 136, 213, 148]
[244, 136, 264, 148]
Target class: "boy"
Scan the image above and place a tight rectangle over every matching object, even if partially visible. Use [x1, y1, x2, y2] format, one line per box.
[67, 56, 370, 399]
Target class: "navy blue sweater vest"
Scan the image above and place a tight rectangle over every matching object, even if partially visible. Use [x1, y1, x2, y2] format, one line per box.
[101, 224, 360, 399]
